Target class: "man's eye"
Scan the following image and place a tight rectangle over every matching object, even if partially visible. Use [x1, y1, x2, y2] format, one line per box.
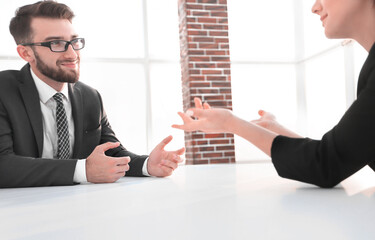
[51, 41, 64, 46]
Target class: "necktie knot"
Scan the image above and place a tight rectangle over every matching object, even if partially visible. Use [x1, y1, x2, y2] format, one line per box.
[53, 93, 64, 104]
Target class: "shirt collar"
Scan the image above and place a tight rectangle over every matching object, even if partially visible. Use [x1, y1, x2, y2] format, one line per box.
[30, 67, 70, 104]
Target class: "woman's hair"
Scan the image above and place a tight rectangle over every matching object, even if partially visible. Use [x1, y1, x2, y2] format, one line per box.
[9, 0, 75, 44]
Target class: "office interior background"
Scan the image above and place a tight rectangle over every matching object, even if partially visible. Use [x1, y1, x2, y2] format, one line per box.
[0, 0, 368, 163]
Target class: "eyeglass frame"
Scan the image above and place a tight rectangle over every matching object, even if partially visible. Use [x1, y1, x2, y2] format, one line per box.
[20, 38, 85, 52]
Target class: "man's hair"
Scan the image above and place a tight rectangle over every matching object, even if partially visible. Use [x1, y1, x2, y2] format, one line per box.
[9, 0, 75, 45]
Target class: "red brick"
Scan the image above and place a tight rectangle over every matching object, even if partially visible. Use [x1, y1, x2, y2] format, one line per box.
[216, 145, 234, 151]
[204, 5, 227, 11]
[217, 18, 228, 24]
[206, 50, 226, 55]
[204, 133, 225, 138]
[211, 56, 230, 62]
[217, 63, 231, 68]
[203, 24, 227, 30]
[215, 38, 229, 43]
[198, 0, 217, 3]
[209, 31, 228, 37]
[211, 11, 227, 17]
[188, 43, 198, 49]
[211, 159, 230, 164]
[187, 17, 197, 23]
[186, 4, 204, 10]
[188, 50, 204, 55]
[203, 152, 223, 158]
[224, 152, 235, 157]
[195, 63, 216, 68]
[190, 76, 205, 81]
[196, 140, 209, 145]
[225, 94, 232, 100]
[207, 76, 227, 81]
[197, 18, 217, 24]
[192, 11, 210, 17]
[197, 89, 219, 94]
[199, 146, 215, 151]
[192, 37, 215, 43]
[190, 56, 210, 61]
[199, 43, 219, 49]
[202, 70, 222, 75]
[187, 24, 202, 29]
[189, 82, 211, 88]
[188, 30, 208, 36]
[212, 82, 231, 88]
[220, 44, 230, 49]
[210, 139, 230, 144]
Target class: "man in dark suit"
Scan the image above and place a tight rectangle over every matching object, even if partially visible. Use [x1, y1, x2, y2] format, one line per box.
[0, 1, 185, 188]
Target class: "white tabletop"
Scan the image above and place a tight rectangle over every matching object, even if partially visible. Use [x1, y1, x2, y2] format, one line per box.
[1, 163, 374, 240]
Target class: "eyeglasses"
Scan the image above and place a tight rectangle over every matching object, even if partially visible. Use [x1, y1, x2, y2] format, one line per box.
[21, 38, 85, 52]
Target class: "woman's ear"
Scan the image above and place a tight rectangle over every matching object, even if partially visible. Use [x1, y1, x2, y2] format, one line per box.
[16, 45, 35, 63]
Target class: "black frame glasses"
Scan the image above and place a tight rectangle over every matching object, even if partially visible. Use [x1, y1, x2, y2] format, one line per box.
[21, 38, 85, 52]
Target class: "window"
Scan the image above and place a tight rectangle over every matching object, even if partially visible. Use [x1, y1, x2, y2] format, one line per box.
[0, 0, 184, 156]
[228, 0, 368, 162]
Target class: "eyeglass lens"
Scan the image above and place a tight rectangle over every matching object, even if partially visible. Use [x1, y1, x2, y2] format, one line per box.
[51, 39, 84, 52]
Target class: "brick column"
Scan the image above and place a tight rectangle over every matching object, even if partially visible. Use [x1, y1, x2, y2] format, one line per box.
[178, 0, 235, 164]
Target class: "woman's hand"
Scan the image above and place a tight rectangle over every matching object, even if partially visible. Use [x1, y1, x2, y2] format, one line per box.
[172, 98, 234, 133]
[251, 110, 277, 131]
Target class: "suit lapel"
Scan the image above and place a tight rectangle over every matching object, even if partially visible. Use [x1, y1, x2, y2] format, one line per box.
[19, 65, 44, 156]
[69, 83, 83, 158]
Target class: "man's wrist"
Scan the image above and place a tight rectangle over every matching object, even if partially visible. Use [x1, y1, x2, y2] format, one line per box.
[73, 159, 88, 183]
[142, 157, 151, 176]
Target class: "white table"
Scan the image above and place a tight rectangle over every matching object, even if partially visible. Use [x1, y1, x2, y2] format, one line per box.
[1, 163, 374, 240]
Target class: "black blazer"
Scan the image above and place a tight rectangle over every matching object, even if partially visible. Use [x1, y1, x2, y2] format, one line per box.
[271, 42, 375, 188]
[0, 64, 147, 188]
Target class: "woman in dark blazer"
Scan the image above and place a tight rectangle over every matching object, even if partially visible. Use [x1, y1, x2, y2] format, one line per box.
[173, 0, 375, 188]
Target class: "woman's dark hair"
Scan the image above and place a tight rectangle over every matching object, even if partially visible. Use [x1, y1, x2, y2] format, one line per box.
[9, 0, 75, 44]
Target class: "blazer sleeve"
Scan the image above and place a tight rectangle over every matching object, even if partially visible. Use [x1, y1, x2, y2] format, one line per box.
[0, 100, 77, 188]
[271, 70, 375, 188]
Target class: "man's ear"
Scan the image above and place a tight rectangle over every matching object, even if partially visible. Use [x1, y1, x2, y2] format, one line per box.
[16, 45, 35, 63]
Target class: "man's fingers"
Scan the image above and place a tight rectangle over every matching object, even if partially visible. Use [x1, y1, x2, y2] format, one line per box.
[116, 163, 129, 173]
[161, 160, 178, 170]
[158, 165, 173, 176]
[98, 142, 120, 152]
[174, 147, 185, 156]
[115, 156, 131, 165]
[156, 135, 173, 150]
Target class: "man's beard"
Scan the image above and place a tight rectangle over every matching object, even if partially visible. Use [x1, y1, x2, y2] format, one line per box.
[34, 51, 80, 83]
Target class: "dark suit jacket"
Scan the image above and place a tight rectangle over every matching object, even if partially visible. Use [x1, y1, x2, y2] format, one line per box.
[271, 42, 375, 188]
[0, 64, 148, 188]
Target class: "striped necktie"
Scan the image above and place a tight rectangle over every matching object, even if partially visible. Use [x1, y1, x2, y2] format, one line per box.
[53, 93, 70, 159]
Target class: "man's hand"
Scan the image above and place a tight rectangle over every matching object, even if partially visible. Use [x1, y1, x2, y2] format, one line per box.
[147, 135, 185, 177]
[86, 142, 130, 183]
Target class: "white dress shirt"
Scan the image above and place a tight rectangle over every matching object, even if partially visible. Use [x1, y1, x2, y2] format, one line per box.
[30, 68, 149, 184]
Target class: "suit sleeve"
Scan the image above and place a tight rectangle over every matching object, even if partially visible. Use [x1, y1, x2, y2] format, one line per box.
[271, 71, 375, 188]
[0, 100, 77, 188]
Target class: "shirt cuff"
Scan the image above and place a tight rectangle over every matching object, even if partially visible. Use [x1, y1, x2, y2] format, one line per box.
[73, 159, 88, 183]
[142, 157, 151, 176]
